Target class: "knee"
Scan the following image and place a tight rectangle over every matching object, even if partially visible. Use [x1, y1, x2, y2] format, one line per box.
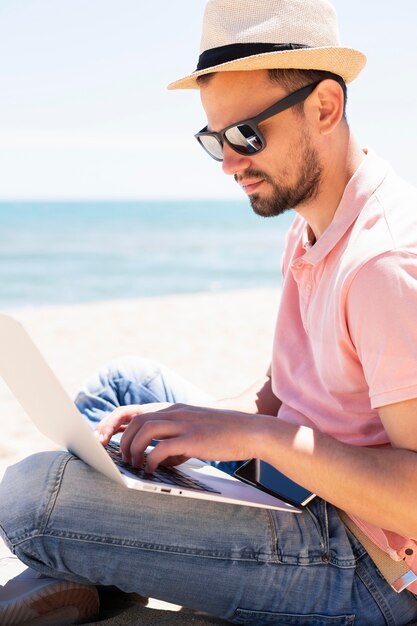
[0, 451, 70, 550]
[79, 356, 162, 397]
[74, 356, 167, 420]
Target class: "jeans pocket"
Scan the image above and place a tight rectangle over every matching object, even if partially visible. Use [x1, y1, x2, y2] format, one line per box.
[233, 608, 355, 625]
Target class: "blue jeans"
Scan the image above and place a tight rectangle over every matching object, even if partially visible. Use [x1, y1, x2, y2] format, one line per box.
[1, 356, 417, 625]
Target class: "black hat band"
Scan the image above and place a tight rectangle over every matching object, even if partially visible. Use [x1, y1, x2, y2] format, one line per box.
[196, 42, 310, 72]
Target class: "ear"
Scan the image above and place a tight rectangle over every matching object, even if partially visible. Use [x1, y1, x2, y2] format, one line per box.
[309, 79, 345, 135]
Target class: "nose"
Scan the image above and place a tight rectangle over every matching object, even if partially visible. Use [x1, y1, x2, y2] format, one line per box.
[221, 143, 252, 176]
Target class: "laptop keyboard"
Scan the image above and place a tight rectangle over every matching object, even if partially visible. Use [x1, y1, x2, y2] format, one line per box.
[105, 441, 220, 494]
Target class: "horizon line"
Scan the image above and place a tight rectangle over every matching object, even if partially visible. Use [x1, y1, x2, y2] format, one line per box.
[0, 197, 244, 204]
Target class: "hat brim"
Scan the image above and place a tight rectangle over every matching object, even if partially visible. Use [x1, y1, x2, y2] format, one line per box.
[167, 46, 366, 90]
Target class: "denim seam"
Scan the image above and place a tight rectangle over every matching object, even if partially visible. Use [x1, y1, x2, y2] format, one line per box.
[2, 454, 74, 545]
[326, 507, 366, 568]
[339, 526, 368, 565]
[323, 501, 330, 555]
[265, 509, 280, 564]
[355, 557, 396, 626]
[272, 504, 358, 567]
[38, 533, 275, 562]
[38, 454, 74, 535]
[305, 500, 327, 555]
[269, 509, 325, 565]
[275, 555, 355, 567]
[233, 607, 356, 624]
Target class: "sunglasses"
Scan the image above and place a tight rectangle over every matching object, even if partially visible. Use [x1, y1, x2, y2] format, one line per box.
[195, 81, 321, 162]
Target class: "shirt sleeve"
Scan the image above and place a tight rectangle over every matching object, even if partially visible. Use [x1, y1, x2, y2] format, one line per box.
[346, 251, 417, 408]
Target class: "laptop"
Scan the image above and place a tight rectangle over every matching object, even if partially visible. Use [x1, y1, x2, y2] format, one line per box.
[0, 313, 299, 513]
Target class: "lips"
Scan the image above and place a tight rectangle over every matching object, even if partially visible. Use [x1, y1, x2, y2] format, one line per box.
[239, 179, 264, 194]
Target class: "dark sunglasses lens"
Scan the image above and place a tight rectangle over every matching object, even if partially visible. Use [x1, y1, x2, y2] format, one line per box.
[224, 124, 263, 154]
[197, 135, 224, 160]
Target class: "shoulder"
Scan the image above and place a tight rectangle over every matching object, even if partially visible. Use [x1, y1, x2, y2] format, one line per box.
[355, 168, 417, 249]
[348, 249, 417, 310]
[341, 168, 417, 289]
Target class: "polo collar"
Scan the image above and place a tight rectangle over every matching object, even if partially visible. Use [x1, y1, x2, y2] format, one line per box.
[299, 150, 390, 266]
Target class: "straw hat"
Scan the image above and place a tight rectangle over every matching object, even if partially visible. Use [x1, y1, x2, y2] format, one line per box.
[168, 0, 366, 90]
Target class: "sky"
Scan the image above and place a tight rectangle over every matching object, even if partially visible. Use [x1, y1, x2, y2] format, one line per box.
[0, 0, 416, 200]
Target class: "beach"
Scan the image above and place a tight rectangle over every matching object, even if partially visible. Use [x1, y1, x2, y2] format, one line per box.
[0, 197, 285, 623]
[0, 287, 280, 623]
[0, 287, 280, 480]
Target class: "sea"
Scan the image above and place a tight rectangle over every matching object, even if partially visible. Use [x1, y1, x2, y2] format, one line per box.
[0, 200, 294, 310]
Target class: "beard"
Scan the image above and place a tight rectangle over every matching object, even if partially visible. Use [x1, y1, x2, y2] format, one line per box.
[235, 132, 323, 218]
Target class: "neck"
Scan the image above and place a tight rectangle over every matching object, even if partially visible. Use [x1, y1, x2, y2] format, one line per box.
[295, 130, 365, 241]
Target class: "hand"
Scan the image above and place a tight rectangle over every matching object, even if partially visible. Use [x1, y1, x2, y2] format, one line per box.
[95, 402, 173, 445]
[116, 403, 269, 473]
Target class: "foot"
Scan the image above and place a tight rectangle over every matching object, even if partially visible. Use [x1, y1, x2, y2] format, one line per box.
[0, 555, 99, 625]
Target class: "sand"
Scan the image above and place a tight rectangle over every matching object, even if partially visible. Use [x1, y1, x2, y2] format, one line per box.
[0, 287, 280, 478]
[0, 287, 280, 624]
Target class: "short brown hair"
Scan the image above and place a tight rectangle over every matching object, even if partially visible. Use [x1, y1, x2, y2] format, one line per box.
[267, 68, 347, 118]
[197, 68, 348, 119]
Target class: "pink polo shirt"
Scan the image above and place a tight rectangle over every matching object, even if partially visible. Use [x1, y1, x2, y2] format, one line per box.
[271, 150, 417, 586]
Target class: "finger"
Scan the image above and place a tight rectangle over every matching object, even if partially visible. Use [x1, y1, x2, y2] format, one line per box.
[118, 414, 153, 461]
[93, 424, 128, 445]
[121, 420, 184, 467]
[94, 405, 142, 445]
[145, 438, 188, 474]
[160, 455, 190, 468]
[119, 405, 180, 454]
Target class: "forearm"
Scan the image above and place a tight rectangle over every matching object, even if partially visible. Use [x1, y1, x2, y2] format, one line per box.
[255, 416, 417, 538]
[210, 375, 281, 416]
[112, 396, 417, 538]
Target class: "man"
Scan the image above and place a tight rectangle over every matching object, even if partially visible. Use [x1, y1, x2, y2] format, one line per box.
[2, 0, 417, 624]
